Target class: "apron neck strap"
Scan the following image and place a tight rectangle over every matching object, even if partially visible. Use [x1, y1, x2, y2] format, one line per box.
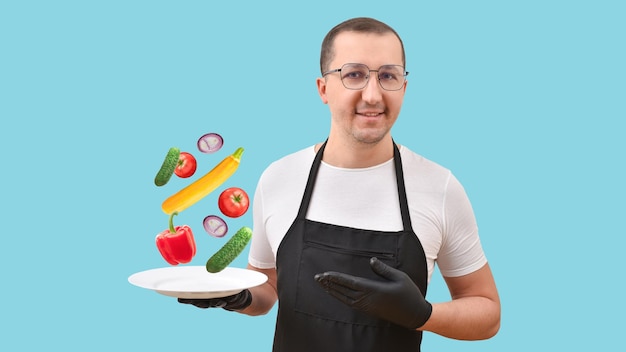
[296, 140, 326, 220]
[393, 141, 414, 232]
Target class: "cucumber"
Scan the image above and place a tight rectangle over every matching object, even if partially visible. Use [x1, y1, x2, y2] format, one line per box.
[154, 147, 180, 186]
[206, 226, 252, 273]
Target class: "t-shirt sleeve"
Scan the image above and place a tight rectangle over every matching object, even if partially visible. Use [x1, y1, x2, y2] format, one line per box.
[436, 173, 487, 277]
[248, 173, 277, 269]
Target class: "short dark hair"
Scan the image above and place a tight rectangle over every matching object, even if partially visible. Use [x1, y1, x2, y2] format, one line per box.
[320, 17, 406, 74]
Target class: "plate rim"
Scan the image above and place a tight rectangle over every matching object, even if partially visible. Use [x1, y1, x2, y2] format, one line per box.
[128, 266, 268, 298]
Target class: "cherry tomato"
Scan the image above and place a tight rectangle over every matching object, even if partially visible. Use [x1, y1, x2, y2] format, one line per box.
[174, 152, 197, 178]
[218, 187, 249, 218]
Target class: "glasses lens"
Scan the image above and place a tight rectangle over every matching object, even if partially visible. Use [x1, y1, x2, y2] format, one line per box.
[340, 64, 369, 89]
[378, 65, 406, 91]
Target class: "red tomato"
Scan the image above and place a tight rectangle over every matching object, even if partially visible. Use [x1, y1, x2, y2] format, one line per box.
[218, 187, 250, 218]
[174, 152, 197, 178]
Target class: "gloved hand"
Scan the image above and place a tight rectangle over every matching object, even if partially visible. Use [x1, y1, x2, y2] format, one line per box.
[177, 289, 251, 311]
[314, 257, 432, 329]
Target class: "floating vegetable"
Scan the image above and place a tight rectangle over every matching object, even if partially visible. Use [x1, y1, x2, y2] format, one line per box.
[155, 212, 196, 265]
[154, 147, 180, 186]
[203, 215, 228, 238]
[197, 133, 223, 153]
[174, 152, 197, 178]
[218, 187, 250, 218]
[161, 147, 244, 215]
[206, 226, 252, 273]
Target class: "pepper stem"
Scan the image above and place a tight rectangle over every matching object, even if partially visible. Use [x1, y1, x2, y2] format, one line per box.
[169, 211, 179, 233]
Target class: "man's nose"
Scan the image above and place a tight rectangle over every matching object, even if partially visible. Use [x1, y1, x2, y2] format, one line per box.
[361, 74, 383, 103]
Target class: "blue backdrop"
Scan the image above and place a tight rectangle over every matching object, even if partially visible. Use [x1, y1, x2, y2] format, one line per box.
[1, 1, 624, 350]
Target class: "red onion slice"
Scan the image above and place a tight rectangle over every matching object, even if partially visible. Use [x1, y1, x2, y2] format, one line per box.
[197, 133, 224, 153]
[203, 215, 228, 238]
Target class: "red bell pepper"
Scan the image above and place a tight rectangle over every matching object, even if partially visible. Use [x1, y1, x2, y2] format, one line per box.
[156, 212, 196, 265]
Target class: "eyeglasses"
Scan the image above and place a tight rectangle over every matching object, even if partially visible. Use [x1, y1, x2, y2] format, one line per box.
[322, 63, 408, 91]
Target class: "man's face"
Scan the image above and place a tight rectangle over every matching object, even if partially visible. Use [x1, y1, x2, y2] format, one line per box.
[317, 31, 406, 146]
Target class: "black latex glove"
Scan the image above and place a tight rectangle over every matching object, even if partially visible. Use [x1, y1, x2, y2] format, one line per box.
[177, 289, 251, 311]
[314, 257, 432, 329]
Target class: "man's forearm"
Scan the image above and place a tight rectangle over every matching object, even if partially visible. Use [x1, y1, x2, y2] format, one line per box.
[238, 283, 277, 316]
[420, 296, 501, 340]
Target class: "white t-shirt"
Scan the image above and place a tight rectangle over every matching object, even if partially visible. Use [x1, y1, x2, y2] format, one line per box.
[248, 144, 487, 282]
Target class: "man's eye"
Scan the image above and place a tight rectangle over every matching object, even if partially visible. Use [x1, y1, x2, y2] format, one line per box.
[343, 70, 366, 79]
[379, 72, 398, 81]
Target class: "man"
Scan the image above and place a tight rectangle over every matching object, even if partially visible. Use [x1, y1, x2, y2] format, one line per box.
[180, 17, 500, 351]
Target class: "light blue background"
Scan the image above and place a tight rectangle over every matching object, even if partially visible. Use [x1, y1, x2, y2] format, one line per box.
[1, 1, 624, 350]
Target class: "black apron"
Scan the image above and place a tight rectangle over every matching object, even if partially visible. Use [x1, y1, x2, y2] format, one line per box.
[273, 142, 429, 352]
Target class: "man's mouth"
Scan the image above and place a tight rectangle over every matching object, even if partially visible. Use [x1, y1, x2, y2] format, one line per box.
[357, 111, 384, 117]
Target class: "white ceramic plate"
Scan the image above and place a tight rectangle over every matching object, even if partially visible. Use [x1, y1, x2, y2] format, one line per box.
[128, 266, 268, 299]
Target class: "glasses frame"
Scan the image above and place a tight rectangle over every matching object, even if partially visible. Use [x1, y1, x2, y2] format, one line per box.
[322, 63, 409, 91]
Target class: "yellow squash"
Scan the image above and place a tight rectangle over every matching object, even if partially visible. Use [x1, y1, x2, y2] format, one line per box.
[162, 147, 244, 215]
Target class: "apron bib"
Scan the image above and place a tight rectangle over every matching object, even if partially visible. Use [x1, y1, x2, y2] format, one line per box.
[273, 142, 428, 352]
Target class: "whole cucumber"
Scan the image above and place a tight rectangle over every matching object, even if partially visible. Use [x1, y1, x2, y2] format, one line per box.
[206, 226, 252, 273]
[154, 147, 180, 186]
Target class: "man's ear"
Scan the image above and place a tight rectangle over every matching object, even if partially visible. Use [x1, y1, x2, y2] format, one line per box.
[316, 77, 329, 104]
